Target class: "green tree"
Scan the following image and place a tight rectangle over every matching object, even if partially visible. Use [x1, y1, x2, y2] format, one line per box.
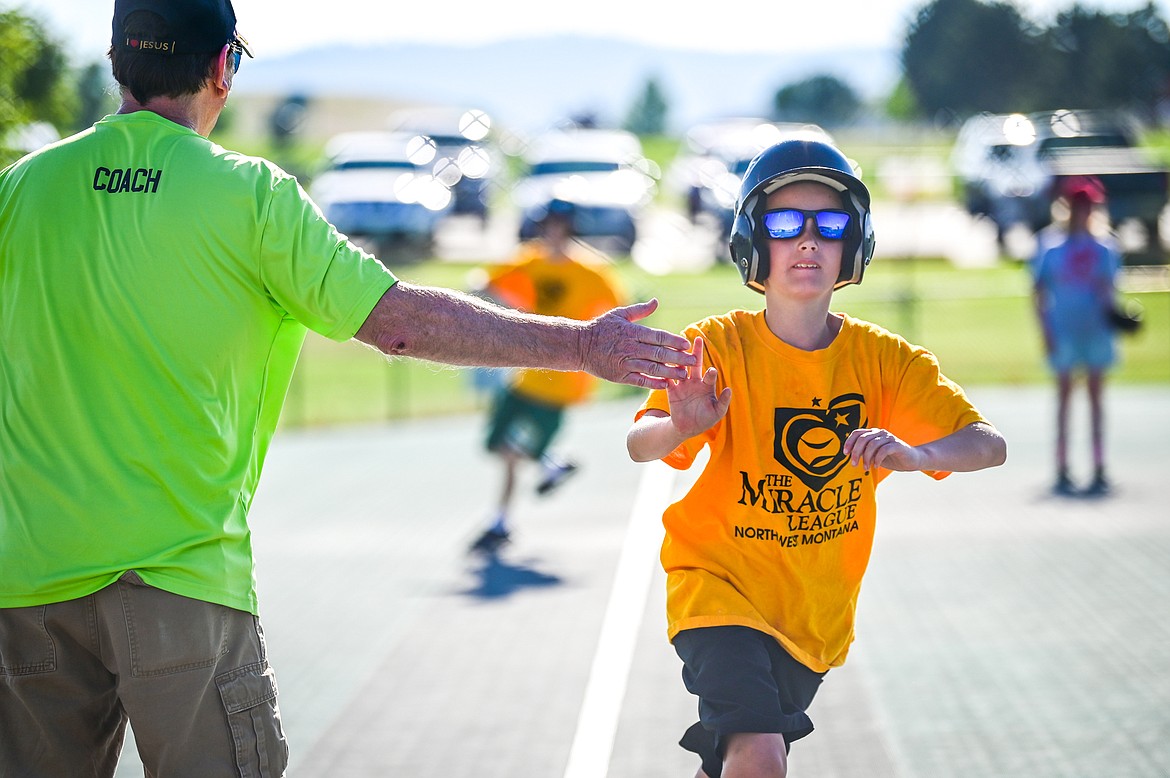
[772, 74, 861, 128]
[624, 76, 669, 136]
[1, 9, 76, 158]
[900, 0, 1170, 120]
[901, 0, 1045, 118]
[74, 61, 117, 132]
[1044, 3, 1170, 118]
[884, 78, 922, 122]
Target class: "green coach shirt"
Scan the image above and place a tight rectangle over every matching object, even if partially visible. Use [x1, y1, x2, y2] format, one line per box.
[0, 112, 397, 614]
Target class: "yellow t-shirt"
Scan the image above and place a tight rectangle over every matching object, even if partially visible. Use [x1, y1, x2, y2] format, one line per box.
[638, 310, 987, 672]
[487, 241, 623, 406]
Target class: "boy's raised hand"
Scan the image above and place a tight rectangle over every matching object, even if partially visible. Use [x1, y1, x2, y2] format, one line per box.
[665, 337, 731, 438]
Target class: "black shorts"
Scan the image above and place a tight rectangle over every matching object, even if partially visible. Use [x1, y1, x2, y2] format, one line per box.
[485, 388, 564, 459]
[673, 626, 826, 778]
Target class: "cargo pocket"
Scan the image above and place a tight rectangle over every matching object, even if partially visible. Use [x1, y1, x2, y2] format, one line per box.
[217, 661, 289, 778]
[0, 606, 55, 676]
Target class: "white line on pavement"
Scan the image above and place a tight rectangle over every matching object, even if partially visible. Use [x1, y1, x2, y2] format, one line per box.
[562, 461, 676, 778]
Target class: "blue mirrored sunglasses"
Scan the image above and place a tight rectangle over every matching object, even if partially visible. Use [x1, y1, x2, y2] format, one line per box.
[761, 208, 851, 240]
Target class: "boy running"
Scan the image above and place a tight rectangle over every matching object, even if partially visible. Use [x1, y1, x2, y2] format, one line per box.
[626, 139, 1007, 778]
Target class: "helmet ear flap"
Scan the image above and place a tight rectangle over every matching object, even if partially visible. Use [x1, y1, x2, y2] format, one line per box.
[834, 199, 876, 289]
[861, 212, 876, 264]
[730, 195, 767, 294]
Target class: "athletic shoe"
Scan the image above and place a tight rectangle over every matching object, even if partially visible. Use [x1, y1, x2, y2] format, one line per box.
[1084, 470, 1111, 497]
[469, 527, 511, 554]
[536, 461, 578, 496]
[1054, 471, 1077, 496]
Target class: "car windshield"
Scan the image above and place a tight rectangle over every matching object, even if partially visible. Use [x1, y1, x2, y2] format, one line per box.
[332, 159, 417, 171]
[420, 134, 474, 148]
[529, 160, 621, 176]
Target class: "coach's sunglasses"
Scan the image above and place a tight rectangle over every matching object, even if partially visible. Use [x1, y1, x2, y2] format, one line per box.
[761, 208, 851, 241]
[228, 34, 253, 74]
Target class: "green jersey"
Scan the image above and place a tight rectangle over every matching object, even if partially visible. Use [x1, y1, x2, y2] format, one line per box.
[0, 112, 396, 614]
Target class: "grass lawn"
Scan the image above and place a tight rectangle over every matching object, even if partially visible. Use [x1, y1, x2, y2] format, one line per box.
[280, 257, 1169, 428]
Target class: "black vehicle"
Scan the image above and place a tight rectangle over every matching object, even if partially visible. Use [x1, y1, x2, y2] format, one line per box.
[952, 109, 1169, 260]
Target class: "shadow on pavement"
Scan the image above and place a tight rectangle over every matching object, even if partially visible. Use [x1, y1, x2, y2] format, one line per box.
[458, 553, 564, 600]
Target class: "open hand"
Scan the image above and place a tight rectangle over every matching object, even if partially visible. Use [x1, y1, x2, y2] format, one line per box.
[664, 337, 731, 438]
[581, 299, 698, 389]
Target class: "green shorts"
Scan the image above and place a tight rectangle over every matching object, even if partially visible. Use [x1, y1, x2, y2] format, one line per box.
[485, 387, 565, 459]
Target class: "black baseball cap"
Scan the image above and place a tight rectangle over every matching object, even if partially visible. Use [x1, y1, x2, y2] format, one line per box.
[112, 0, 252, 57]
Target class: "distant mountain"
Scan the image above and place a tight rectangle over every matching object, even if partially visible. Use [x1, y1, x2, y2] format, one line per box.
[234, 35, 900, 134]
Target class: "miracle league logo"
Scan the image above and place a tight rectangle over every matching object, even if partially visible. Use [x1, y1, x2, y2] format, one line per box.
[734, 394, 868, 549]
[774, 393, 866, 491]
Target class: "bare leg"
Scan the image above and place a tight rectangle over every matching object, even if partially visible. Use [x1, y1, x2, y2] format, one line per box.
[1087, 369, 1105, 471]
[721, 732, 788, 778]
[471, 449, 523, 552]
[1052, 371, 1076, 493]
[1055, 372, 1073, 475]
[496, 451, 520, 517]
[1085, 369, 1110, 494]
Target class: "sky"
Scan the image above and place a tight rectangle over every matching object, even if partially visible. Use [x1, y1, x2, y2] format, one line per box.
[13, 0, 1169, 62]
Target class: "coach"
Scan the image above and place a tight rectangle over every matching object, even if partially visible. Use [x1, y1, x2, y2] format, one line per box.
[0, 1, 693, 774]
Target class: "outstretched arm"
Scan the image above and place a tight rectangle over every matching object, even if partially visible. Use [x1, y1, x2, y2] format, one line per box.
[626, 337, 731, 462]
[842, 421, 1007, 473]
[354, 281, 696, 390]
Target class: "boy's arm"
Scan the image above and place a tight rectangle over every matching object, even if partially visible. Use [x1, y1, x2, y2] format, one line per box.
[1033, 287, 1054, 356]
[843, 421, 1007, 473]
[626, 337, 731, 462]
[1031, 251, 1055, 355]
[626, 409, 686, 463]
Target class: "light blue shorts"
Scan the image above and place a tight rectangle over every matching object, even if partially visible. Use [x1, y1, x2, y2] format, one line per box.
[1048, 329, 1115, 373]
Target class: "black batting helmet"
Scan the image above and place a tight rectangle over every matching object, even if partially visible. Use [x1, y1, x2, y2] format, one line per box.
[729, 139, 875, 294]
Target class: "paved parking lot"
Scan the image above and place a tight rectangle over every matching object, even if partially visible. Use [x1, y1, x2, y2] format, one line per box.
[113, 385, 1170, 777]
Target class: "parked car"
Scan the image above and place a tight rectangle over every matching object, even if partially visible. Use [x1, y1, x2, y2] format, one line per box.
[952, 109, 1169, 258]
[310, 131, 453, 256]
[671, 119, 833, 258]
[385, 106, 497, 223]
[511, 128, 658, 254]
